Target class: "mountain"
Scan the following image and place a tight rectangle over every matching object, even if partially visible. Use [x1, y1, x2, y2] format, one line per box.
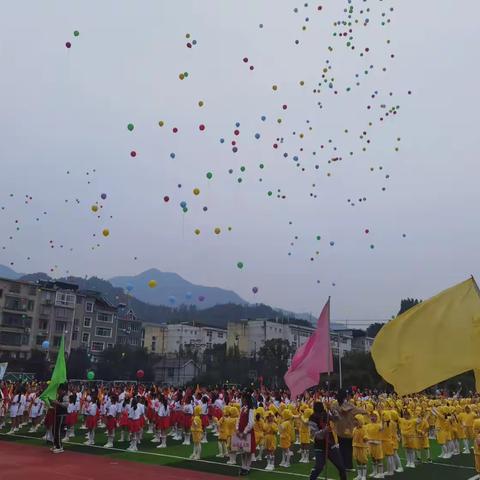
[109, 268, 247, 310]
[0, 264, 22, 280]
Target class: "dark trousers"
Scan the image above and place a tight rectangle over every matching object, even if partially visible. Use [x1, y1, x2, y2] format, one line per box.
[53, 416, 65, 449]
[310, 446, 347, 480]
[339, 436, 353, 469]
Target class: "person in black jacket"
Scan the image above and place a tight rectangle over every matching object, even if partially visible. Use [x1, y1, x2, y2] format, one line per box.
[308, 401, 347, 480]
[51, 384, 68, 453]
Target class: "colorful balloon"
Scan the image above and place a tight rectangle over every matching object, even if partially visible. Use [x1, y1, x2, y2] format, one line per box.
[41, 340, 49, 350]
[87, 371, 95, 381]
[127, 123, 134, 131]
[148, 279, 157, 288]
[237, 261, 244, 269]
[136, 369, 144, 379]
[102, 229, 110, 237]
[252, 286, 258, 294]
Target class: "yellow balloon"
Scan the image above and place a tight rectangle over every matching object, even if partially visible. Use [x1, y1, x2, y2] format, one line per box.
[102, 228, 110, 237]
[91, 205, 98, 212]
[198, 100, 204, 107]
[148, 279, 157, 288]
[214, 227, 221, 235]
[194, 228, 201, 235]
[193, 188, 200, 196]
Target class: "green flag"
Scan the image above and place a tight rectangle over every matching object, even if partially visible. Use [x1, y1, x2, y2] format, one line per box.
[39, 336, 67, 406]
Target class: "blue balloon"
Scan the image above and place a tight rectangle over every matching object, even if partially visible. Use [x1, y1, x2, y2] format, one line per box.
[254, 133, 261, 139]
[126, 283, 134, 292]
[168, 295, 176, 305]
[42, 340, 49, 350]
[185, 291, 193, 300]
[180, 201, 187, 208]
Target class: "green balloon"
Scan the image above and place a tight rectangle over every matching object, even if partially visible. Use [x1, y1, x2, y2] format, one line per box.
[267, 191, 272, 196]
[73, 30, 80, 37]
[316, 235, 321, 241]
[127, 123, 134, 131]
[240, 166, 246, 172]
[237, 261, 244, 269]
[87, 371, 95, 380]
[206, 172, 213, 179]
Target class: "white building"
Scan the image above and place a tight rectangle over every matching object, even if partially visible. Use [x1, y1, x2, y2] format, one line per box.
[164, 322, 227, 354]
[227, 319, 315, 357]
[351, 335, 375, 353]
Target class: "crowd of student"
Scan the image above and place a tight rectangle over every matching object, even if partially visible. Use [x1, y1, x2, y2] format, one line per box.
[1, 382, 480, 479]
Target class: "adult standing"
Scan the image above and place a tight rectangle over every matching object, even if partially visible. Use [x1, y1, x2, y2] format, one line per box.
[308, 401, 347, 480]
[237, 390, 256, 476]
[51, 384, 68, 453]
[332, 389, 366, 470]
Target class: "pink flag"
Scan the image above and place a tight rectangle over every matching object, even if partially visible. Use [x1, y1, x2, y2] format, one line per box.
[284, 298, 333, 399]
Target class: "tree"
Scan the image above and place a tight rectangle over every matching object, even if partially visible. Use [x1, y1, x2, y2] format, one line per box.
[67, 349, 92, 379]
[24, 349, 50, 380]
[95, 346, 154, 381]
[366, 323, 384, 338]
[398, 298, 421, 315]
[258, 339, 295, 389]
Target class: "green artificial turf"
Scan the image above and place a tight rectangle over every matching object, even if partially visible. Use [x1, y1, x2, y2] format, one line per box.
[0, 422, 477, 480]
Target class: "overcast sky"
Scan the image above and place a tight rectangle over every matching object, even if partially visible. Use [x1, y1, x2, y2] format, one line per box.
[0, 1, 479, 322]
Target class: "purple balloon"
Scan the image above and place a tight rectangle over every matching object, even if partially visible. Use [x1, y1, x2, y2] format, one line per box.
[198, 295, 205, 302]
[252, 287, 258, 294]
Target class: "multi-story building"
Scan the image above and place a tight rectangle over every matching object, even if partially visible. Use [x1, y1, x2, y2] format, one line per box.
[227, 318, 315, 357]
[142, 322, 166, 354]
[351, 334, 375, 353]
[164, 322, 227, 354]
[0, 277, 78, 358]
[330, 330, 353, 358]
[116, 304, 142, 348]
[72, 291, 117, 358]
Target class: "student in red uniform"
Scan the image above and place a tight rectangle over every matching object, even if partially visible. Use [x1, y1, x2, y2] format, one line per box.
[84, 396, 99, 446]
[237, 391, 256, 476]
[104, 395, 118, 448]
[201, 395, 210, 444]
[156, 394, 170, 449]
[118, 396, 130, 442]
[127, 398, 142, 452]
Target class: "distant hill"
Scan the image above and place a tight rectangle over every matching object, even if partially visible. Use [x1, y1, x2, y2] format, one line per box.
[0, 264, 22, 280]
[110, 268, 247, 310]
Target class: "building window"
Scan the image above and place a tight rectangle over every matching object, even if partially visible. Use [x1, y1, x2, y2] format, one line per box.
[131, 323, 139, 332]
[91, 341, 104, 352]
[151, 341, 156, 352]
[28, 286, 37, 296]
[36, 335, 47, 345]
[8, 283, 21, 294]
[107, 343, 114, 349]
[82, 332, 90, 344]
[167, 368, 174, 378]
[84, 317, 92, 328]
[0, 332, 23, 346]
[76, 296, 83, 304]
[85, 301, 94, 313]
[53, 336, 62, 347]
[97, 313, 112, 323]
[55, 321, 66, 334]
[72, 332, 78, 341]
[55, 292, 76, 307]
[218, 332, 224, 339]
[55, 307, 70, 319]
[4, 296, 27, 312]
[95, 327, 112, 338]
[39, 319, 49, 331]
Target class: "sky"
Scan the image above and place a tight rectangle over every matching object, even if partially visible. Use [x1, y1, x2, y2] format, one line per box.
[0, 1, 479, 323]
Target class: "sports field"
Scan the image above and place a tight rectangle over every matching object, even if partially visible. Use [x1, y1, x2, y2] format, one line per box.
[0, 423, 477, 480]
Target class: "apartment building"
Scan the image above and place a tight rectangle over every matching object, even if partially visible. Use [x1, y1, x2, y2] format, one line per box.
[164, 322, 227, 354]
[142, 322, 166, 354]
[0, 277, 78, 358]
[72, 291, 117, 358]
[116, 304, 143, 348]
[227, 318, 315, 357]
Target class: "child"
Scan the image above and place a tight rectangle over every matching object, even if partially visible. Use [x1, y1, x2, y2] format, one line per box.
[352, 414, 368, 480]
[215, 405, 230, 458]
[127, 398, 141, 452]
[64, 394, 77, 441]
[29, 395, 43, 433]
[365, 410, 384, 478]
[253, 407, 265, 461]
[399, 408, 417, 467]
[104, 395, 118, 448]
[279, 409, 293, 468]
[433, 405, 452, 459]
[226, 405, 239, 465]
[7, 387, 21, 433]
[183, 397, 194, 445]
[200, 395, 209, 444]
[84, 396, 98, 445]
[415, 407, 431, 463]
[118, 396, 130, 442]
[190, 405, 203, 460]
[472, 415, 480, 478]
[461, 404, 475, 453]
[388, 409, 403, 473]
[156, 394, 170, 448]
[299, 407, 312, 463]
[263, 411, 278, 471]
[381, 411, 396, 476]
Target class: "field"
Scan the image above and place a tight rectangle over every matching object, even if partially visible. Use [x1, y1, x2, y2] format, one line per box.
[0, 422, 477, 480]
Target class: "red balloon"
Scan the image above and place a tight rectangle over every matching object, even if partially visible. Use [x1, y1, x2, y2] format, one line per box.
[199, 124, 205, 131]
[365, 229, 369, 234]
[65, 42, 71, 49]
[163, 196, 170, 203]
[136, 369, 144, 379]
[130, 150, 137, 157]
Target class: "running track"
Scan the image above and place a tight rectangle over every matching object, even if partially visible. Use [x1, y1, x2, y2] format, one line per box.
[0, 441, 233, 480]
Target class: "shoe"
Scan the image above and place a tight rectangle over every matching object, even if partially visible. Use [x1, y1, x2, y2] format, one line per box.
[189, 453, 196, 460]
[394, 467, 403, 473]
[216, 454, 224, 458]
[52, 448, 64, 454]
[239, 469, 250, 476]
[104, 443, 113, 448]
[463, 449, 470, 454]
[6, 430, 15, 435]
[151, 437, 160, 443]
[156, 444, 167, 449]
[28, 428, 35, 433]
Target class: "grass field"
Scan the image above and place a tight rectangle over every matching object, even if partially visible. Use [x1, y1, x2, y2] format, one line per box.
[0, 422, 477, 480]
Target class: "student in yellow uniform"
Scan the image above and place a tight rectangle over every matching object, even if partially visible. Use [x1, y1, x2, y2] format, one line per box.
[472, 415, 480, 478]
[227, 405, 239, 465]
[388, 409, 403, 473]
[381, 411, 396, 476]
[263, 411, 278, 471]
[253, 407, 265, 461]
[190, 405, 203, 460]
[364, 411, 384, 478]
[450, 406, 463, 455]
[352, 414, 368, 480]
[215, 405, 230, 458]
[460, 404, 475, 453]
[299, 407, 313, 463]
[432, 405, 452, 459]
[415, 407, 431, 463]
[279, 409, 293, 468]
[399, 409, 417, 468]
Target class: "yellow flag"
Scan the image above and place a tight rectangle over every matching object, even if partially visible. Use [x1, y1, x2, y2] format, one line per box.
[371, 278, 480, 396]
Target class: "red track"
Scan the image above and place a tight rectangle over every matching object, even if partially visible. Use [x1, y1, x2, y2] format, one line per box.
[0, 441, 233, 480]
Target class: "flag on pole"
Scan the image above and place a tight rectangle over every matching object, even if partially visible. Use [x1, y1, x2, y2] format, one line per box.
[284, 298, 333, 399]
[371, 277, 480, 396]
[39, 336, 67, 407]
